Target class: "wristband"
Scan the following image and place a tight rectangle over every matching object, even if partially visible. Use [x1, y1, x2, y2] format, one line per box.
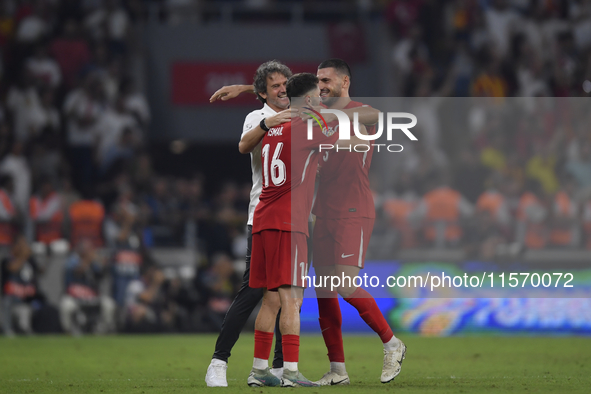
[260, 118, 270, 132]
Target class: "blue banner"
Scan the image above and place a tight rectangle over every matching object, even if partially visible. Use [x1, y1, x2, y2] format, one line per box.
[300, 261, 591, 335]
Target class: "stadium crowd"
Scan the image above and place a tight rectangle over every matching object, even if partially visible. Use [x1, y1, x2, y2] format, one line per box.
[1, 0, 591, 336]
[0, 0, 248, 336]
[373, 0, 591, 257]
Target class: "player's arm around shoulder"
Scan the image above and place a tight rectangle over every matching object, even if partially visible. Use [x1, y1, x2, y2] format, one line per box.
[342, 106, 380, 126]
[209, 84, 255, 102]
[239, 109, 293, 154]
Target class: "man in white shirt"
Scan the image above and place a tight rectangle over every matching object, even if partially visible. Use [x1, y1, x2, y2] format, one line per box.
[205, 60, 292, 387]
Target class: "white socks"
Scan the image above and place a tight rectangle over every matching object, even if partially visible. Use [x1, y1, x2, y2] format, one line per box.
[211, 358, 227, 366]
[383, 335, 400, 352]
[284, 361, 298, 371]
[330, 361, 347, 375]
[253, 358, 268, 370]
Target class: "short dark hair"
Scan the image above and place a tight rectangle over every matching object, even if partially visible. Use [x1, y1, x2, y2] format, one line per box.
[253, 60, 292, 104]
[286, 73, 319, 99]
[318, 58, 351, 79]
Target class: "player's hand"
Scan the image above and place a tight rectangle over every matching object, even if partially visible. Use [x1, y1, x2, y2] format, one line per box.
[209, 85, 250, 102]
[300, 105, 337, 123]
[266, 109, 292, 127]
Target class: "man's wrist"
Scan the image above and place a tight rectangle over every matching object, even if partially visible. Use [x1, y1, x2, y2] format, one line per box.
[260, 118, 270, 132]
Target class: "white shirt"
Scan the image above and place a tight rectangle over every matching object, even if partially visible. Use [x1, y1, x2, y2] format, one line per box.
[26, 57, 62, 87]
[94, 108, 137, 162]
[63, 89, 104, 146]
[85, 8, 129, 40]
[16, 15, 47, 43]
[485, 7, 520, 57]
[241, 103, 277, 226]
[7, 86, 43, 142]
[0, 154, 31, 214]
[124, 93, 151, 125]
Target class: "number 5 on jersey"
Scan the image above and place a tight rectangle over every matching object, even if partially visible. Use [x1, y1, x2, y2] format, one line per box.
[262, 143, 286, 187]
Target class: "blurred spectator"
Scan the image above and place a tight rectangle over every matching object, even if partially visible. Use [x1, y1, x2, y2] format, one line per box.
[95, 96, 138, 172]
[463, 209, 507, 260]
[386, 0, 425, 39]
[25, 43, 61, 88]
[480, 132, 507, 172]
[516, 181, 550, 249]
[15, 0, 50, 45]
[515, 39, 549, 97]
[124, 265, 178, 332]
[85, 0, 130, 55]
[0, 122, 12, 161]
[410, 174, 474, 247]
[453, 148, 490, 203]
[583, 194, 591, 249]
[392, 26, 430, 95]
[29, 177, 64, 245]
[27, 87, 61, 143]
[49, 19, 91, 89]
[0, 141, 31, 214]
[525, 143, 560, 194]
[471, 47, 508, 98]
[105, 197, 143, 306]
[6, 69, 42, 143]
[119, 77, 151, 127]
[0, 174, 17, 247]
[0, 3, 15, 49]
[59, 239, 115, 335]
[565, 142, 591, 190]
[382, 174, 420, 249]
[28, 124, 63, 187]
[143, 177, 177, 246]
[58, 177, 81, 214]
[100, 127, 137, 176]
[570, 0, 591, 50]
[1, 235, 43, 336]
[402, 138, 448, 190]
[68, 198, 105, 248]
[130, 151, 153, 193]
[549, 178, 580, 248]
[484, 0, 521, 57]
[63, 73, 105, 195]
[196, 253, 240, 331]
[476, 178, 512, 230]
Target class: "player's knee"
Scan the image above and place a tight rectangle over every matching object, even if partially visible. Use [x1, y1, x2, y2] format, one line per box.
[337, 285, 357, 299]
[262, 292, 281, 314]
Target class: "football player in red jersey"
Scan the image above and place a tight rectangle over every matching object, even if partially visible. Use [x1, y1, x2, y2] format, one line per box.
[310, 59, 406, 385]
[248, 73, 368, 387]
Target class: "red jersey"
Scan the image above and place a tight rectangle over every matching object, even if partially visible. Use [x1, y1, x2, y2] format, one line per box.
[313, 100, 376, 219]
[253, 118, 339, 236]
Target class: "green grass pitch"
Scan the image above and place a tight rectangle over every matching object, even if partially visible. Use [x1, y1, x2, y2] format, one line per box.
[1, 334, 589, 393]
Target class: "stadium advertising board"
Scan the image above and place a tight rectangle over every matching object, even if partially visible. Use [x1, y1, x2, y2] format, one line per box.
[301, 261, 591, 335]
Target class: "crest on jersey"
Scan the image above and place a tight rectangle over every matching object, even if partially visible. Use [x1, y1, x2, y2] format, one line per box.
[322, 125, 338, 137]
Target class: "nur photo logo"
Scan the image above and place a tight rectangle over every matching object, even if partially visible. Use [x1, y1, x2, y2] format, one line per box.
[304, 108, 418, 152]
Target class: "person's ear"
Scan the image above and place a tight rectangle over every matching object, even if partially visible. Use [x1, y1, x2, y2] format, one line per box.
[343, 75, 350, 90]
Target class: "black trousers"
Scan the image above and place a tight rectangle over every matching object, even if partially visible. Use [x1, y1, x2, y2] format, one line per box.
[212, 225, 283, 368]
